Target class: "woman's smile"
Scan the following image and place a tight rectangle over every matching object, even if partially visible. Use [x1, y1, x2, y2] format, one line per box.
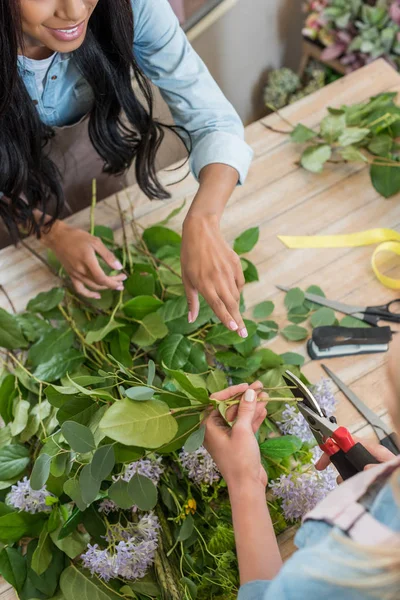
[43, 20, 86, 43]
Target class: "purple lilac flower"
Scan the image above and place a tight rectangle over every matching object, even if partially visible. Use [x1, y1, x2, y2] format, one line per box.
[98, 457, 164, 514]
[270, 466, 337, 521]
[179, 446, 220, 486]
[7, 477, 54, 514]
[81, 513, 160, 582]
[278, 378, 336, 443]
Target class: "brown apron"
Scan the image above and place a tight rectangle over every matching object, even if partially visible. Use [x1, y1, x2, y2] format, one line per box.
[0, 114, 127, 248]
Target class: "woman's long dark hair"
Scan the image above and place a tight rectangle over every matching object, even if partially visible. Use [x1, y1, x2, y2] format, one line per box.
[0, 0, 188, 240]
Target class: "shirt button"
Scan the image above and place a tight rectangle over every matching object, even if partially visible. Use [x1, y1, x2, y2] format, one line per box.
[33, 100, 38, 105]
[51, 75, 57, 81]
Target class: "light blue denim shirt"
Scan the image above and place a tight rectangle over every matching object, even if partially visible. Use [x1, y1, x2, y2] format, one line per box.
[17, 0, 253, 184]
[238, 478, 400, 600]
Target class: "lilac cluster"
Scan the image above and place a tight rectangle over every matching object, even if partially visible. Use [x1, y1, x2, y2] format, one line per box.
[270, 466, 337, 521]
[7, 477, 54, 514]
[278, 378, 336, 443]
[81, 513, 160, 581]
[179, 446, 220, 486]
[98, 457, 164, 514]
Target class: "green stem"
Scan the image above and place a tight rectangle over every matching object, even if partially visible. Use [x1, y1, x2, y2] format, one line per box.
[90, 179, 97, 236]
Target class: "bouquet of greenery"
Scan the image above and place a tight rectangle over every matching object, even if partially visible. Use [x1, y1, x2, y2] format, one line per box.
[0, 205, 336, 600]
[303, 0, 400, 71]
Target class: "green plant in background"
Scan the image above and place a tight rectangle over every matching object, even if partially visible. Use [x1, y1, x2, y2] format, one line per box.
[0, 204, 336, 600]
[274, 91, 400, 197]
[264, 61, 342, 111]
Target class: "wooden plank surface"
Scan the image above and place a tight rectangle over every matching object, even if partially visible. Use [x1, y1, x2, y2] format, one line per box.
[1, 59, 399, 597]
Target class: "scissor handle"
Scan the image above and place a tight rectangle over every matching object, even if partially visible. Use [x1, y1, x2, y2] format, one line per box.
[365, 300, 400, 323]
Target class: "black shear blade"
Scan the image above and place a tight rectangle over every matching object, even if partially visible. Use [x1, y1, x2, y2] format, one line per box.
[283, 370, 325, 418]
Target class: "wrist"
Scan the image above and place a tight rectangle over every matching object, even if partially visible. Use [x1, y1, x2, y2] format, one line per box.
[227, 477, 267, 500]
[40, 219, 65, 247]
[183, 211, 221, 230]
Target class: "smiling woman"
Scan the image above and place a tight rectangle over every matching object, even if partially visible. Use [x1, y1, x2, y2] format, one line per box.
[0, 0, 253, 336]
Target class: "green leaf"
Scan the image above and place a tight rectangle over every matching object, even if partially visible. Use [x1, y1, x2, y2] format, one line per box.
[127, 579, 161, 597]
[79, 464, 101, 506]
[157, 334, 191, 369]
[63, 479, 88, 513]
[287, 305, 310, 324]
[300, 144, 331, 173]
[339, 145, 368, 162]
[65, 375, 113, 401]
[0, 445, 30, 480]
[30, 454, 52, 491]
[290, 123, 317, 143]
[257, 320, 279, 340]
[147, 360, 156, 385]
[281, 325, 308, 341]
[51, 529, 90, 560]
[310, 307, 336, 327]
[320, 113, 346, 143]
[99, 398, 178, 448]
[206, 320, 257, 346]
[108, 479, 133, 509]
[177, 515, 194, 542]
[127, 474, 158, 510]
[181, 577, 198, 600]
[31, 529, 53, 576]
[253, 301, 274, 319]
[0, 510, 46, 543]
[93, 225, 114, 243]
[260, 435, 302, 460]
[85, 319, 123, 344]
[256, 349, 283, 369]
[206, 370, 228, 394]
[27, 288, 65, 314]
[9, 399, 30, 436]
[28, 328, 74, 367]
[124, 387, 155, 403]
[143, 226, 181, 253]
[123, 296, 163, 320]
[241, 259, 259, 283]
[109, 330, 132, 369]
[233, 227, 259, 254]
[183, 424, 205, 453]
[57, 397, 97, 426]
[0, 308, 28, 350]
[184, 344, 208, 374]
[284, 288, 305, 311]
[126, 269, 155, 297]
[134, 312, 168, 348]
[370, 163, 400, 198]
[214, 351, 247, 369]
[280, 352, 305, 366]
[340, 315, 370, 328]
[61, 422, 96, 454]
[90, 445, 115, 482]
[14, 367, 39, 394]
[368, 134, 393, 157]
[50, 452, 69, 478]
[60, 565, 120, 600]
[304, 285, 326, 310]
[0, 375, 16, 424]
[34, 349, 84, 383]
[0, 547, 26, 594]
[58, 509, 82, 541]
[338, 127, 370, 146]
[163, 368, 209, 403]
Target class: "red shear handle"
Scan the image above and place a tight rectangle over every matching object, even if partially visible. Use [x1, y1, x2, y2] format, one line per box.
[331, 426, 355, 452]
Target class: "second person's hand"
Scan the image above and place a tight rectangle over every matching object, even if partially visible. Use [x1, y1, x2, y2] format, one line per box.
[41, 220, 127, 299]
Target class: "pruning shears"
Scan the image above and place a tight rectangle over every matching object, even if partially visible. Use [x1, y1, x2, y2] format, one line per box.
[283, 370, 380, 480]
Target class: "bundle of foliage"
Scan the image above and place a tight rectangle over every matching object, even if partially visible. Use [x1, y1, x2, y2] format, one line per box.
[0, 207, 335, 600]
[278, 91, 400, 197]
[303, 0, 400, 71]
[264, 61, 341, 111]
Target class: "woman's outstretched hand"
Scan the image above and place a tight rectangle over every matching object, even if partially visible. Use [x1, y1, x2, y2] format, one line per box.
[41, 220, 127, 299]
[181, 214, 247, 336]
[204, 381, 268, 489]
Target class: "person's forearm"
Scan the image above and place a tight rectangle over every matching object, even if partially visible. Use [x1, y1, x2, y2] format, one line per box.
[184, 163, 239, 223]
[229, 480, 282, 584]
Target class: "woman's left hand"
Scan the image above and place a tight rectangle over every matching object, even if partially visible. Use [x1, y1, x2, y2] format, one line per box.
[204, 381, 268, 489]
[181, 214, 247, 336]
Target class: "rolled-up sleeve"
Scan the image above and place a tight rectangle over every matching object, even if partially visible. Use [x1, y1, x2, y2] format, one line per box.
[131, 0, 253, 184]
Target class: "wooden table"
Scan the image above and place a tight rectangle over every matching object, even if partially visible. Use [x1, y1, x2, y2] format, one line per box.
[1, 59, 399, 598]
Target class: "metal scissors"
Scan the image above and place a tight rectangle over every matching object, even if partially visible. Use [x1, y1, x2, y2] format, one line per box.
[283, 370, 380, 480]
[322, 365, 400, 456]
[277, 285, 400, 326]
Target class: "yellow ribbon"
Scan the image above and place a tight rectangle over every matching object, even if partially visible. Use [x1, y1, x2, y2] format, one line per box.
[278, 228, 400, 290]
